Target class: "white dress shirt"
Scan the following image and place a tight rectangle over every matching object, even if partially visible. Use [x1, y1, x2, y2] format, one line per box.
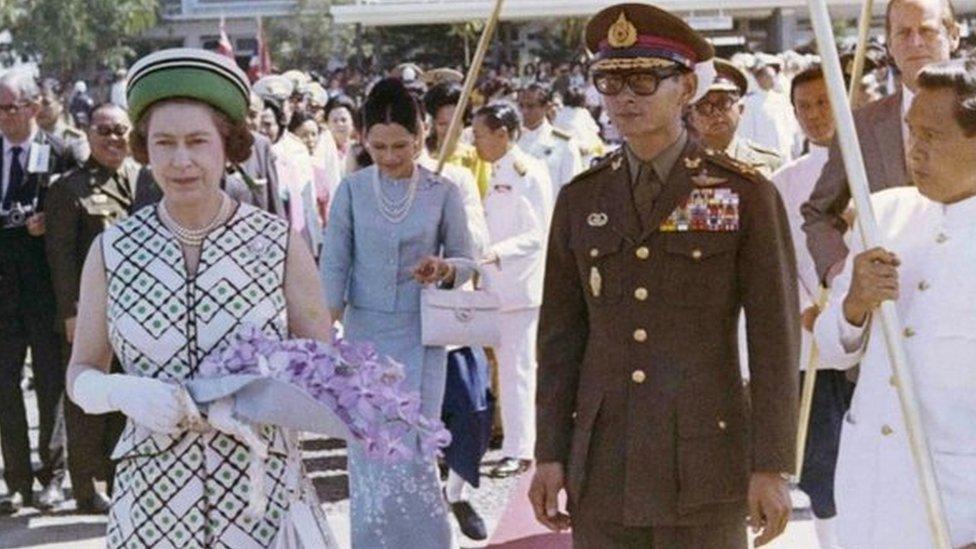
[901, 85, 914, 165]
[815, 186, 976, 548]
[771, 144, 830, 371]
[517, 120, 583, 203]
[739, 89, 799, 160]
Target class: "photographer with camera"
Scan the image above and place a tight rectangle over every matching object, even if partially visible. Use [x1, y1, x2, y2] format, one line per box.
[0, 70, 82, 514]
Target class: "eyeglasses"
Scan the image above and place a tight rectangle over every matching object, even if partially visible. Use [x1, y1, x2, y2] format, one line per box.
[693, 96, 740, 116]
[92, 124, 129, 138]
[0, 102, 31, 115]
[593, 69, 683, 96]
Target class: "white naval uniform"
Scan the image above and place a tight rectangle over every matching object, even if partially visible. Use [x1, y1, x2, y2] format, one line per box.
[553, 106, 604, 165]
[483, 146, 552, 460]
[739, 89, 799, 160]
[517, 120, 583, 204]
[771, 144, 829, 371]
[815, 187, 976, 548]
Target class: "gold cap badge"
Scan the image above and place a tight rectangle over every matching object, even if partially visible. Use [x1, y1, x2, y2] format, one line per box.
[608, 12, 638, 49]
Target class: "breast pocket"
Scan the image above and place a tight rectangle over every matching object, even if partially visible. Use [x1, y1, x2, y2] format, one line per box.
[661, 234, 738, 307]
[574, 233, 625, 306]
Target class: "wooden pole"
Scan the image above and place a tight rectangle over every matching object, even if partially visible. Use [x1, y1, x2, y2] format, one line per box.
[806, 1, 952, 546]
[796, 1, 875, 481]
[436, 0, 506, 174]
[846, 0, 876, 105]
[794, 290, 828, 481]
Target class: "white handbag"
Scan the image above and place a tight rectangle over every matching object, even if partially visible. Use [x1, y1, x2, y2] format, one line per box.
[421, 259, 501, 347]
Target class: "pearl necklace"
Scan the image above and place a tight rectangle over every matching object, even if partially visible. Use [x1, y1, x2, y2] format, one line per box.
[371, 164, 419, 224]
[158, 194, 232, 247]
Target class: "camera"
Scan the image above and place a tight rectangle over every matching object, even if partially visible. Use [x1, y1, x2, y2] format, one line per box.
[1, 203, 33, 229]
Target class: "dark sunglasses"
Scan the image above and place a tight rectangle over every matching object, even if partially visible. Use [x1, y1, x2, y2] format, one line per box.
[593, 68, 684, 96]
[92, 124, 129, 138]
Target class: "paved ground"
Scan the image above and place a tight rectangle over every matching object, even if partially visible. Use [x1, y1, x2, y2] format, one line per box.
[0, 378, 820, 549]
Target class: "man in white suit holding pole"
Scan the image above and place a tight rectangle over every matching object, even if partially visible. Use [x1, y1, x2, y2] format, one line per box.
[815, 58, 976, 549]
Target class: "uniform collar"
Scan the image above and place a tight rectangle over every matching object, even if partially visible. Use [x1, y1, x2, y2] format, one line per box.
[724, 136, 739, 158]
[521, 119, 551, 142]
[624, 129, 687, 184]
[493, 145, 521, 172]
[940, 191, 976, 228]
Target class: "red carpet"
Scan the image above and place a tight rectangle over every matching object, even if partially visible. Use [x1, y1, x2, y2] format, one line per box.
[487, 466, 572, 548]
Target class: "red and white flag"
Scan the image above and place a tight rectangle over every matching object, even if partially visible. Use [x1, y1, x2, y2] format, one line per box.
[217, 15, 234, 59]
[248, 17, 272, 82]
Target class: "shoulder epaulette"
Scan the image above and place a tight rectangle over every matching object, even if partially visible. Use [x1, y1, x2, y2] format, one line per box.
[702, 148, 764, 182]
[745, 140, 782, 159]
[551, 127, 573, 141]
[565, 148, 621, 187]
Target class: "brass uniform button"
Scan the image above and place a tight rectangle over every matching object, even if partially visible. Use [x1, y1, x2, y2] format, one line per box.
[634, 287, 648, 301]
[633, 329, 647, 342]
[903, 327, 916, 338]
[889, 375, 898, 387]
[917, 280, 930, 291]
[881, 425, 894, 436]
[635, 247, 650, 260]
[691, 248, 703, 260]
[936, 233, 949, 244]
[717, 420, 727, 430]
[589, 248, 599, 258]
[631, 370, 646, 384]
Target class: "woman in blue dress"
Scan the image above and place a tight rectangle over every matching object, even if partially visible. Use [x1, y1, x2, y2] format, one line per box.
[320, 79, 474, 548]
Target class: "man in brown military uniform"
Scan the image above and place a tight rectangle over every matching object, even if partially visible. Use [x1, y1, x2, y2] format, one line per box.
[528, 4, 800, 548]
[44, 102, 154, 513]
[688, 59, 784, 178]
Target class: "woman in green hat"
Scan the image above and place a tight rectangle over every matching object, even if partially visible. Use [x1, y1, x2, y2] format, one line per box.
[64, 48, 338, 548]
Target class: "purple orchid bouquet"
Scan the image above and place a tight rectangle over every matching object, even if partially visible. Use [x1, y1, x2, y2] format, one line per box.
[197, 325, 451, 462]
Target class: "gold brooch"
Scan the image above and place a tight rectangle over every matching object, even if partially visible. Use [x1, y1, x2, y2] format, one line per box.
[608, 12, 638, 49]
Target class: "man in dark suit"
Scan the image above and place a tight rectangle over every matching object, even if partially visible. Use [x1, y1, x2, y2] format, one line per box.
[801, 0, 960, 283]
[528, 4, 800, 548]
[44, 103, 151, 514]
[0, 70, 83, 514]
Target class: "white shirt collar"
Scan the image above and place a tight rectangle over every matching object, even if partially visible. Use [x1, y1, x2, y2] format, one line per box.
[901, 85, 915, 119]
[808, 142, 829, 159]
[2, 130, 35, 157]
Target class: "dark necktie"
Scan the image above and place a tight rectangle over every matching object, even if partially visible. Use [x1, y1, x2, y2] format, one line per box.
[3, 146, 24, 210]
[633, 163, 663, 227]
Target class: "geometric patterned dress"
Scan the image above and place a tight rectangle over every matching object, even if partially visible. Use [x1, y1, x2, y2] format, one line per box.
[101, 203, 337, 548]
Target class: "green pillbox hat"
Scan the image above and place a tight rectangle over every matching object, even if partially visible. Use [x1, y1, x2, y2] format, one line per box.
[126, 48, 251, 125]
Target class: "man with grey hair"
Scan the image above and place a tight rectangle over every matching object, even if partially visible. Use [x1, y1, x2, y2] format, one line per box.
[0, 70, 82, 514]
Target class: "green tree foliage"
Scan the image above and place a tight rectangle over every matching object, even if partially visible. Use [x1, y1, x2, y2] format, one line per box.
[267, 0, 351, 72]
[5, 0, 157, 80]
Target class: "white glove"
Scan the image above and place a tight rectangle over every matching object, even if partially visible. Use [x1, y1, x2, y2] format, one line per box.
[72, 370, 186, 434]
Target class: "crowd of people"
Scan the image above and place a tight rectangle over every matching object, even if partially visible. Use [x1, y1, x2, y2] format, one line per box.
[0, 0, 974, 547]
